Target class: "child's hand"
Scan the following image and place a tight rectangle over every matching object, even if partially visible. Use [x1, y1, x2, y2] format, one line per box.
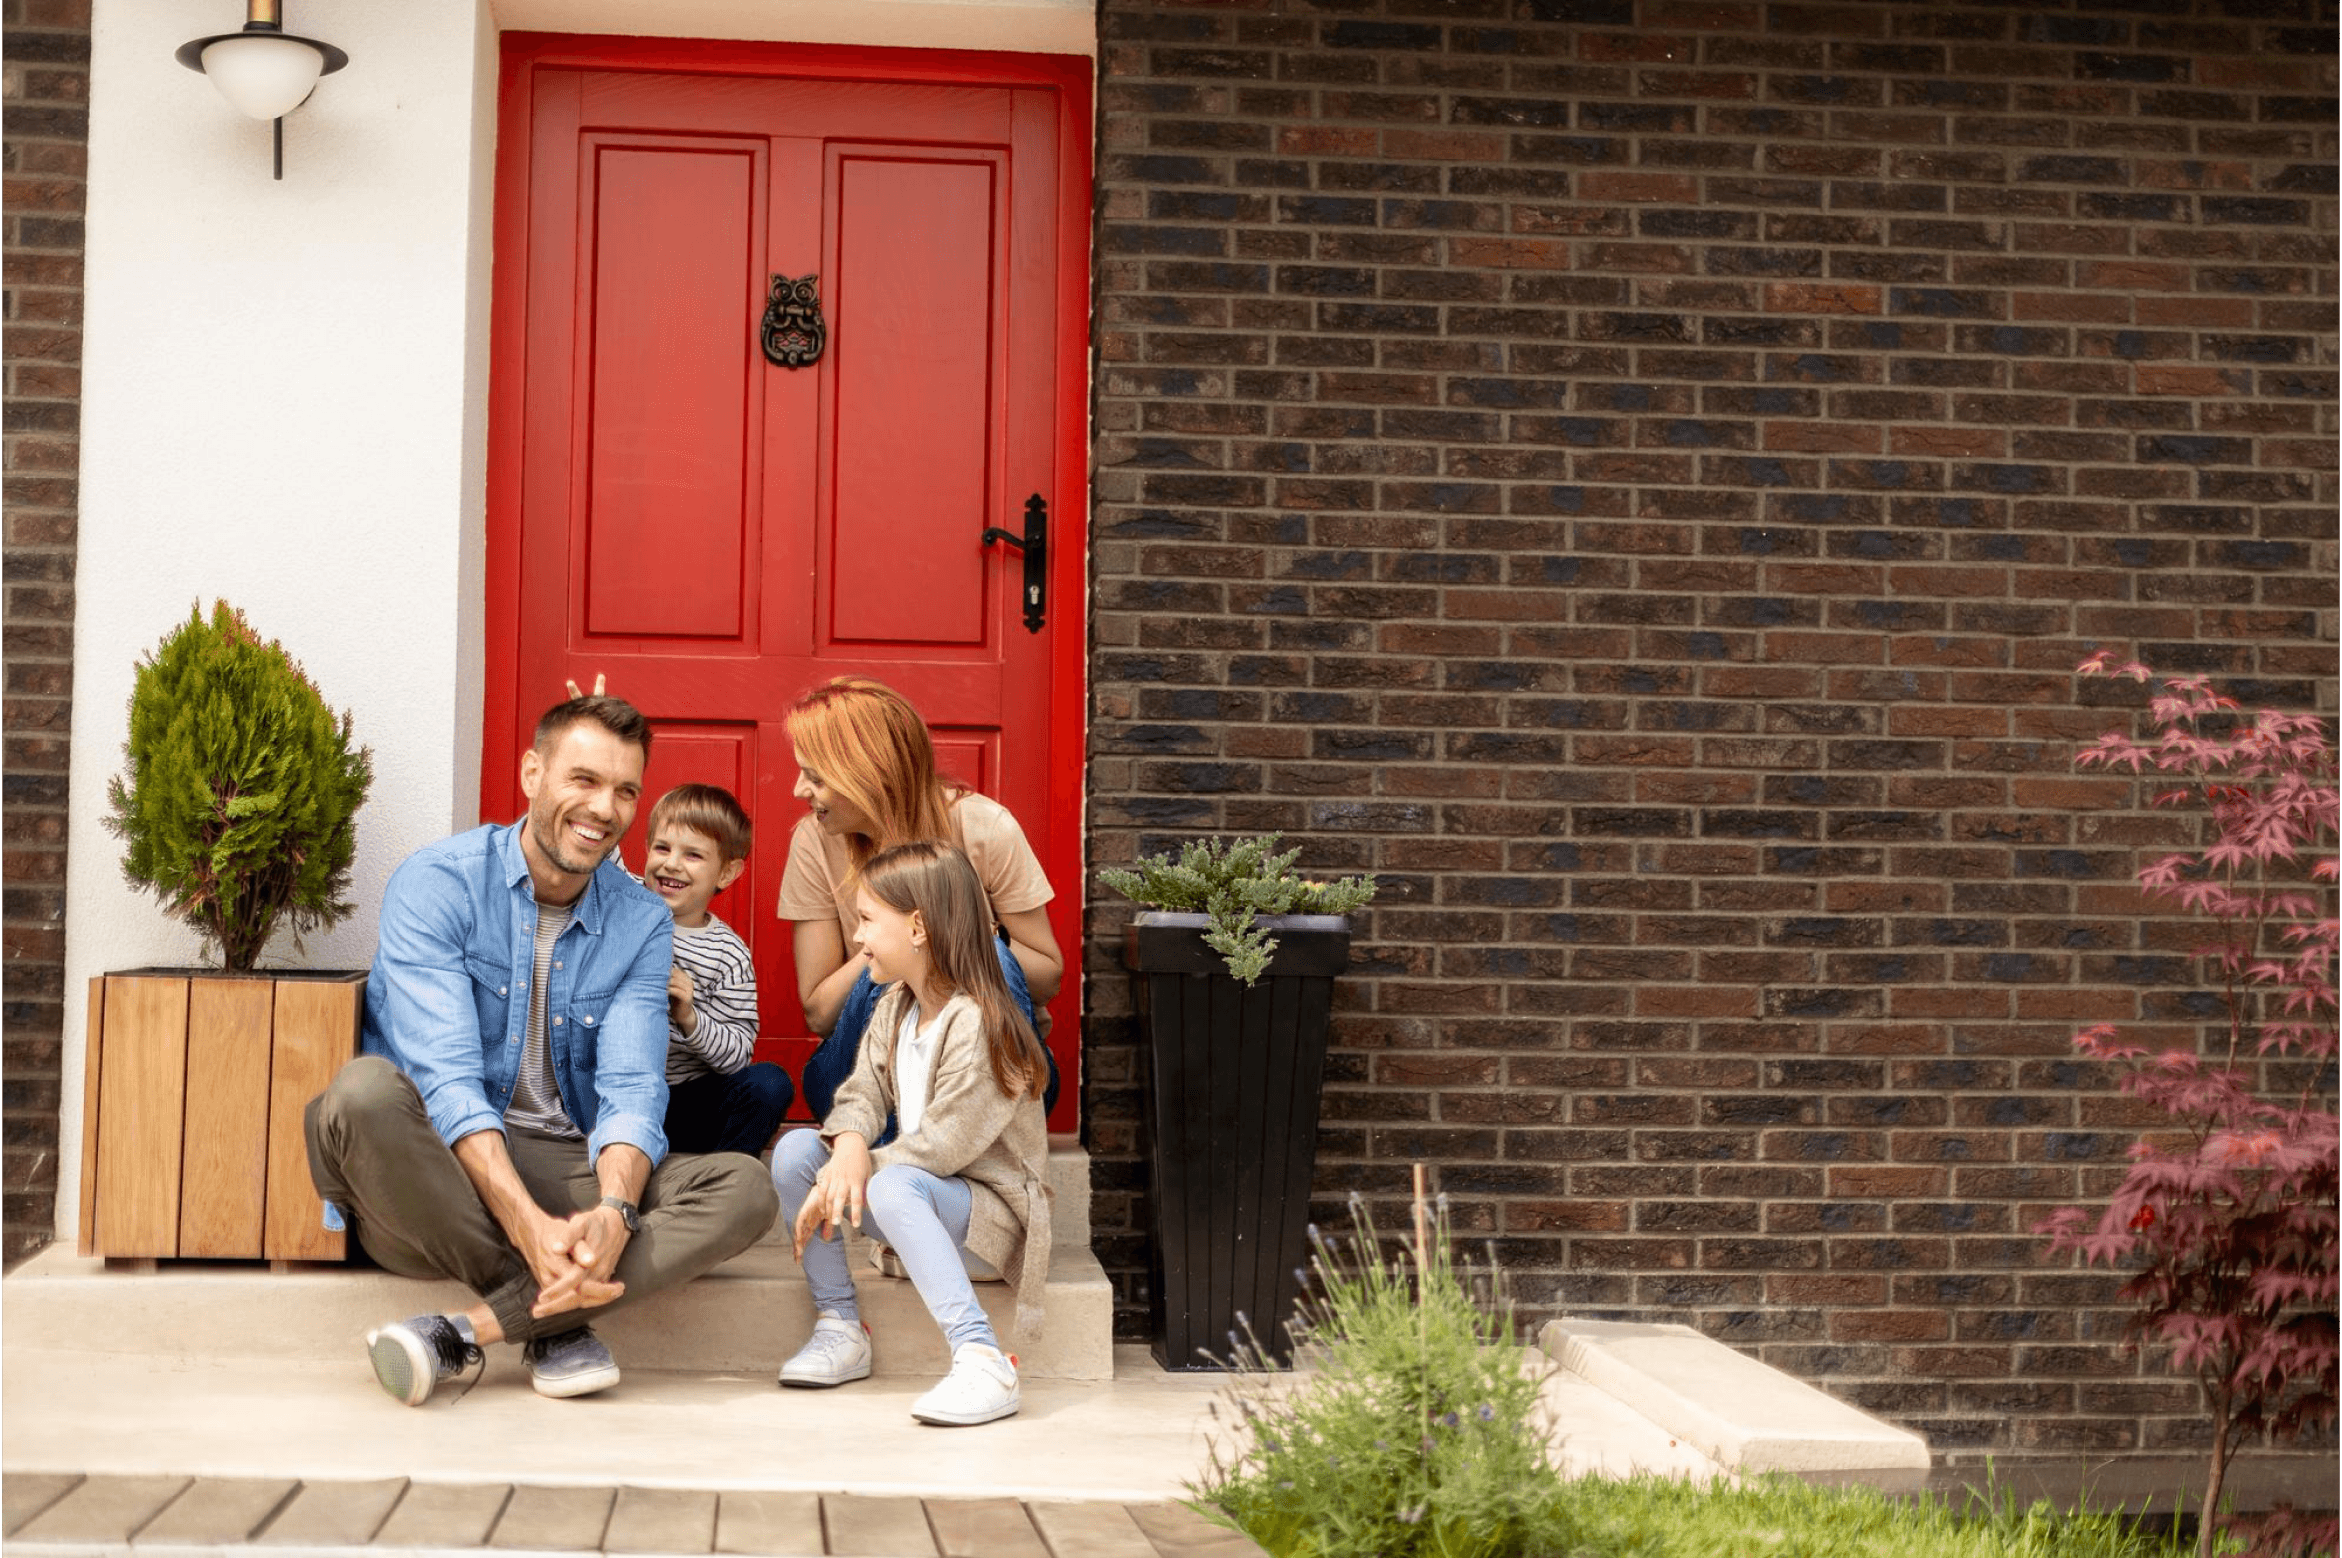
[792, 1134, 873, 1259]
[564, 673, 608, 699]
[667, 965, 696, 1031]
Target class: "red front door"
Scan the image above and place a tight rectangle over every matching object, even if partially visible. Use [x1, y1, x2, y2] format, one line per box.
[483, 36, 1092, 1127]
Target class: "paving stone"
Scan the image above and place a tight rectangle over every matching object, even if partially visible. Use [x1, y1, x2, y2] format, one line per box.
[489, 1484, 617, 1552]
[1026, 1501, 1156, 1558]
[256, 1478, 408, 1546]
[606, 1486, 717, 1553]
[925, 1497, 1048, 1558]
[375, 1482, 515, 1548]
[138, 1477, 299, 1545]
[3, 1473, 84, 1537]
[713, 1490, 824, 1555]
[1126, 1502, 1266, 1556]
[824, 1492, 938, 1556]
[12, 1474, 189, 1544]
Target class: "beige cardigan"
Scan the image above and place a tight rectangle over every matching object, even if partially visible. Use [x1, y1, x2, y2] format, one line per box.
[822, 985, 1053, 1337]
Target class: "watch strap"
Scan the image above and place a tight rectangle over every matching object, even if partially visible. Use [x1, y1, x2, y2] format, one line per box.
[599, 1194, 640, 1232]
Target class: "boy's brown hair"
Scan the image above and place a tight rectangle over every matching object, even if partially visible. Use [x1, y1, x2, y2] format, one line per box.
[647, 783, 752, 863]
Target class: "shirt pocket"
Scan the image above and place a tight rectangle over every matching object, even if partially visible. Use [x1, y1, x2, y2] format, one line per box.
[466, 952, 513, 1042]
[566, 975, 622, 1040]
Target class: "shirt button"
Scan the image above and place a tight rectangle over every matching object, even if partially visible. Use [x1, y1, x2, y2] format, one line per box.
[582, 1015, 595, 1026]
[499, 986, 508, 996]
[553, 1016, 564, 1026]
[555, 961, 563, 970]
[508, 1036, 519, 1045]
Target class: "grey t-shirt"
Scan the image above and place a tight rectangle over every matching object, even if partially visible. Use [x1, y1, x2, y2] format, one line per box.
[504, 899, 582, 1141]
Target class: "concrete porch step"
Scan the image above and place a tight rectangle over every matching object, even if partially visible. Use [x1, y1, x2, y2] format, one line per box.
[9, 1142, 1112, 1382]
[1538, 1317, 1930, 1474]
[4, 1237, 1115, 1381]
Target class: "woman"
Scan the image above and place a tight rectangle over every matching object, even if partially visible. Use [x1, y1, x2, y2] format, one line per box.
[778, 676, 1062, 1123]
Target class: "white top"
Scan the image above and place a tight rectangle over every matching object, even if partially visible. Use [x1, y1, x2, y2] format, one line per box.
[894, 1001, 948, 1139]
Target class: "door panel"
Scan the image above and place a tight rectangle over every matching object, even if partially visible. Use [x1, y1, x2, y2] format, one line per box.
[829, 152, 999, 648]
[583, 141, 763, 642]
[490, 39, 1088, 1128]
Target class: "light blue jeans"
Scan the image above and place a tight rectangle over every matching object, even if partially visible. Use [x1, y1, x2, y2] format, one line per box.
[772, 1128, 999, 1355]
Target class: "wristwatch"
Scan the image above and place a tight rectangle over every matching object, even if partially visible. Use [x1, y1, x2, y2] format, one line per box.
[599, 1195, 640, 1233]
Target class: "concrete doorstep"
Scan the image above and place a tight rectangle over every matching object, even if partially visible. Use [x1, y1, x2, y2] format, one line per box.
[1537, 1317, 1931, 1476]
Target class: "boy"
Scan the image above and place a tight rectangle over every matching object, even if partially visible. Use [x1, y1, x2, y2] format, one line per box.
[640, 784, 794, 1157]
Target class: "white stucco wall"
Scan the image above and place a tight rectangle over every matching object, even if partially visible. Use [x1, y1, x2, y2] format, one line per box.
[56, 0, 1094, 1238]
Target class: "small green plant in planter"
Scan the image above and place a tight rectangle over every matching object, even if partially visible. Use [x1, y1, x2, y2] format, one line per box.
[1100, 832, 1375, 984]
[104, 599, 373, 971]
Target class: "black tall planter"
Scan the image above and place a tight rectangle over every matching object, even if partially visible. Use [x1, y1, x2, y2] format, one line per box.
[1125, 910, 1350, 1370]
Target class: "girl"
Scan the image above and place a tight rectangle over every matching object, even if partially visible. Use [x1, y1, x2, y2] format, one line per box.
[777, 676, 1062, 1124]
[770, 839, 1052, 1426]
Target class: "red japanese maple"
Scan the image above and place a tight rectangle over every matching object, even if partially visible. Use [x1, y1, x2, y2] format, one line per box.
[2036, 654, 2338, 1558]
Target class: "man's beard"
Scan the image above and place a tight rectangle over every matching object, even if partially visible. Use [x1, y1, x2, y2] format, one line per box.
[530, 801, 613, 878]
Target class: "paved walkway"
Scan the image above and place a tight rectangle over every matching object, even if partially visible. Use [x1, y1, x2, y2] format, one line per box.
[4, 1473, 1261, 1556]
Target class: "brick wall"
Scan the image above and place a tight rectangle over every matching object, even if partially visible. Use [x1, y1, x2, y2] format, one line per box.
[2, 0, 88, 1268]
[1082, 0, 2337, 1459]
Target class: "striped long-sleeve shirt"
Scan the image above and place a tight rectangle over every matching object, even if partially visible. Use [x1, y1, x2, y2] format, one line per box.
[666, 914, 759, 1083]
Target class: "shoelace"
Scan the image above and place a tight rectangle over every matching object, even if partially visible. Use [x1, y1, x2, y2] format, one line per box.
[432, 1322, 487, 1405]
[808, 1325, 865, 1363]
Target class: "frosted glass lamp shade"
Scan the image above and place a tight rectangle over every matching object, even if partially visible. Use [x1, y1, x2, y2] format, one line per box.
[199, 34, 328, 119]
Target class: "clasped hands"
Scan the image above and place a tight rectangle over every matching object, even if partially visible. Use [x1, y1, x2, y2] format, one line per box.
[792, 1133, 873, 1260]
[525, 1200, 631, 1320]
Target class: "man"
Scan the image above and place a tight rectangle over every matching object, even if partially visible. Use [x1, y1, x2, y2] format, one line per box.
[305, 694, 777, 1406]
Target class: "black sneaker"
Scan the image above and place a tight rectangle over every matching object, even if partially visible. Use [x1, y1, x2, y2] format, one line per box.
[524, 1325, 621, 1398]
[364, 1314, 484, 1407]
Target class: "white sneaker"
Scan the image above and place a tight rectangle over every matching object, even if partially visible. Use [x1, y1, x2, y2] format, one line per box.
[778, 1312, 872, 1388]
[911, 1343, 1020, 1426]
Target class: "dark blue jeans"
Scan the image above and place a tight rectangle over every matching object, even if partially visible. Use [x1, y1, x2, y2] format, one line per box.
[800, 934, 1058, 1133]
[662, 1061, 794, 1157]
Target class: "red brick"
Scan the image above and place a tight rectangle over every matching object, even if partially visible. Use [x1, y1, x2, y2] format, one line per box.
[1578, 172, 1701, 203]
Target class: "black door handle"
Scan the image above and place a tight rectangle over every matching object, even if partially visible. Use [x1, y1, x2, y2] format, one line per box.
[982, 494, 1047, 634]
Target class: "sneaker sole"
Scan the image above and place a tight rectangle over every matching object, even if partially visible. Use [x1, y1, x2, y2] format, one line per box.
[364, 1326, 432, 1408]
[778, 1359, 873, 1389]
[531, 1360, 621, 1399]
[912, 1394, 1020, 1426]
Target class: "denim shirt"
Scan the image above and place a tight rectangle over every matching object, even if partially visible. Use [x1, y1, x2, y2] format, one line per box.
[359, 822, 674, 1172]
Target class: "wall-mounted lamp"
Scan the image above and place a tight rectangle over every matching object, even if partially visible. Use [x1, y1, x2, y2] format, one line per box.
[175, 1, 347, 181]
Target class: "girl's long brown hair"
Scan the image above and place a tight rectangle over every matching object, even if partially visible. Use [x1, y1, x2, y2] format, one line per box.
[784, 677, 955, 870]
[861, 840, 1045, 1101]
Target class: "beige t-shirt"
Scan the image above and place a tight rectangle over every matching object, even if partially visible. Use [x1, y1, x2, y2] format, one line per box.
[777, 790, 1054, 944]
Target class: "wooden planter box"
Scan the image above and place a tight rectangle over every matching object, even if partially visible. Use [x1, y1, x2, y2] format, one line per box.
[1124, 911, 1351, 1370]
[79, 969, 363, 1262]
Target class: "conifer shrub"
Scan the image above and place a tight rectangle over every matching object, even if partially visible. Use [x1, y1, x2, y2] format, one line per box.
[104, 601, 373, 972]
[1100, 832, 1375, 984]
[2036, 654, 2337, 1558]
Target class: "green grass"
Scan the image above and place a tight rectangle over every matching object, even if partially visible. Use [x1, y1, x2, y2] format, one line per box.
[1544, 1472, 2209, 1558]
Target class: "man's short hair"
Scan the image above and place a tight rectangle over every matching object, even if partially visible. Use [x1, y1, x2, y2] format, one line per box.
[647, 783, 753, 863]
[534, 695, 653, 761]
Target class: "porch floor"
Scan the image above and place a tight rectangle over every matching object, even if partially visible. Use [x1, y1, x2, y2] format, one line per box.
[1, 1340, 1717, 1555]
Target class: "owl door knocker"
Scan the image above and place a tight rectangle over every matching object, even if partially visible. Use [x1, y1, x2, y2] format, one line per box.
[760, 273, 826, 368]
